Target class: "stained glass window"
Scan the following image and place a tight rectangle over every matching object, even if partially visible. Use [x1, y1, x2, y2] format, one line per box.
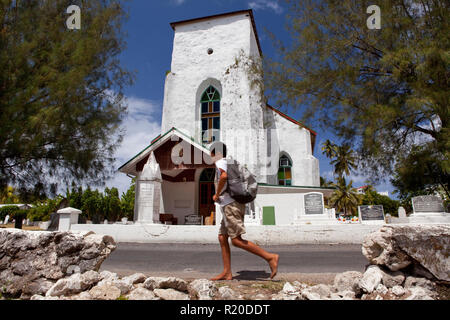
[278, 155, 292, 186]
[213, 117, 220, 130]
[201, 86, 220, 143]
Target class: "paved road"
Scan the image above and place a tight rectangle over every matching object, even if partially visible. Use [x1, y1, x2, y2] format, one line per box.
[100, 243, 367, 281]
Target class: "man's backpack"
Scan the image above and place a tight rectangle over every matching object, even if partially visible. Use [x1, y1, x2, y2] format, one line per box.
[226, 157, 258, 204]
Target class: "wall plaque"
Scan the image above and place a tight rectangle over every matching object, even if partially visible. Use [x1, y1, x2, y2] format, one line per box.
[304, 193, 324, 215]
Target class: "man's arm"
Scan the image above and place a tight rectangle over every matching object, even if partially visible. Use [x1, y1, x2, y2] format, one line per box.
[213, 169, 227, 202]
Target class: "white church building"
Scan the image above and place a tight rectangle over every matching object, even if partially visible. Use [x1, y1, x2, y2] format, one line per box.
[119, 9, 335, 227]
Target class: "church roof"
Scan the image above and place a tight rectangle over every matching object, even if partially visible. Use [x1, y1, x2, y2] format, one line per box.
[169, 9, 263, 57]
[118, 127, 210, 175]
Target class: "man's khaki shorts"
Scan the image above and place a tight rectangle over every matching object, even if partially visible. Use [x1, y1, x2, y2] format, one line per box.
[219, 201, 246, 239]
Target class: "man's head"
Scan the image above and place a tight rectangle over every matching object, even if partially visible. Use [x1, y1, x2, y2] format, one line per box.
[210, 141, 227, 162]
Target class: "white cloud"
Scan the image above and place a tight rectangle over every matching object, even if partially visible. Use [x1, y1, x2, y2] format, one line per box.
[105, 95, 162, 195]
[392, 115, 441, 148]
[322, 170, 334, 180]
[347, 173, 368, 185]
[248, 0, 284, 14]
[322, 170, 368, 186]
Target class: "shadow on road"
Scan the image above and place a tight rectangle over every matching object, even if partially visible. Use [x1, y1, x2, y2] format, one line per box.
[233, 270, 272, 281]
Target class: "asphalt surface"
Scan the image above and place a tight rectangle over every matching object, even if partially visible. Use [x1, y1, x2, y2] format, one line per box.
[100, 243, 368, 282]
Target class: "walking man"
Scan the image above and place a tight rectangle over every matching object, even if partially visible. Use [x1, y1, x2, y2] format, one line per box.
[209, 141, 279, 280]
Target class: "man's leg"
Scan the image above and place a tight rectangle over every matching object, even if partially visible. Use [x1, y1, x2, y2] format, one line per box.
[211, 234, 233, 280]
[231, 236, 279, 279]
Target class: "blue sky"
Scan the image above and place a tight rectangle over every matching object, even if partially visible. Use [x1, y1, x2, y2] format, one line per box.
[107, 0, 396, 198]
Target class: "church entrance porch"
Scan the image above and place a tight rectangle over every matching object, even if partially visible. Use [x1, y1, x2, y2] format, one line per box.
[122, 128, 219, 225]
[159, 167, 218, 225]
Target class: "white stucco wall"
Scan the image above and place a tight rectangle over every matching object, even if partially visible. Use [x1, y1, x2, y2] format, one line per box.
[254, 192, 301, 226]
[160, 13, 267, 182]
[162, 13, 259, 135]
[70, 223, 384, 245]
[263, 108, 320, 187]
[161, 180, 196, 224]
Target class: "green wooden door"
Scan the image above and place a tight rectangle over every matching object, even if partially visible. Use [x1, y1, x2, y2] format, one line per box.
[262, 206, 276, 225]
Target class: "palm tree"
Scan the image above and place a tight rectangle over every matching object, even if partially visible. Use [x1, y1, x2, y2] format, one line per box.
[320, 176, 334, 207]
[330, 144, 357, 177]
[320, 176, 333, 188]
[321, 139, 337, 159]
[329, 177, 361, 217]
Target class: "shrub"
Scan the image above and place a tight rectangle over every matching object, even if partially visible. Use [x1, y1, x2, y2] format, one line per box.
[27, 197, 64, 222]
[362, 190, 400, 216]
[27, 206, 50, 222]
[11, 209, 28, 221]
[0, 205, 19, 221]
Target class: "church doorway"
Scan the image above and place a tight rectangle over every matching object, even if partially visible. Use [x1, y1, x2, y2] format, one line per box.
[199, 168, 216, 222]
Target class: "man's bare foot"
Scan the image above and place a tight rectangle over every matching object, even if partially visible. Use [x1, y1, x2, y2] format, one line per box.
[268, 254, 279, 279]
[210, 272, 233, 281]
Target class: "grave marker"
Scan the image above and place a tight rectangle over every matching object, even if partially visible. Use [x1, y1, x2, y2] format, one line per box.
[304, 193, 324, 215]
[412, 195, 445, 213]
[409, 195, 450, 223]
[358, 205, 385, 224]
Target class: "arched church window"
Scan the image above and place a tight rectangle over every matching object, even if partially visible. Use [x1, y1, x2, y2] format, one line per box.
[278, 155, 292, 186]
[201, 86, 220, 144]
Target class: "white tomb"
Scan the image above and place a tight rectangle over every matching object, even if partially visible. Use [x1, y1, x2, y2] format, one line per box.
[57, 207, 81, 231]
[358, 205, 386, 225]
[135, 152, 162, 224]
[395, 206, 409, 223]
[294, 192, 337, 225]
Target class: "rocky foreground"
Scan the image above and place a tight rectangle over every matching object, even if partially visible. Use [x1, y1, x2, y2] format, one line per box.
[0, 225, 449, 300]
